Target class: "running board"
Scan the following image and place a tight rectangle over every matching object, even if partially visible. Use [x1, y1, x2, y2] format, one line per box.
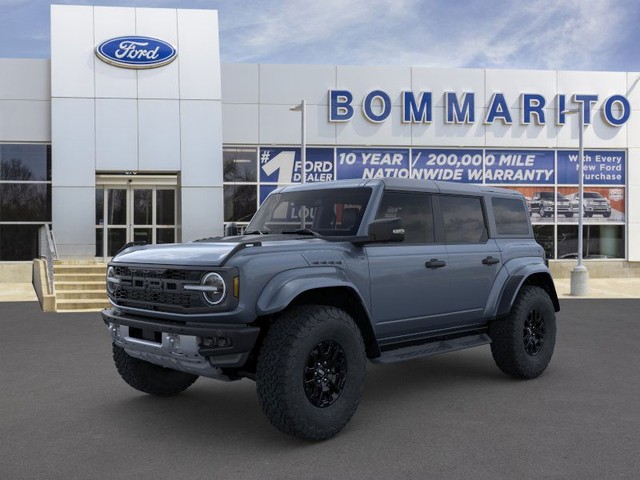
[372, 333, 491, 364]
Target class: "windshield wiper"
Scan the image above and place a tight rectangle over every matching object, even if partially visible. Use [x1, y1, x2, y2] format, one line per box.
[282, 228, 322, 237]
[243, 230, 267, 235]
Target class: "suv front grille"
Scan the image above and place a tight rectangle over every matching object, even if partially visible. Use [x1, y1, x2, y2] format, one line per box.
[110, 266, 206, 311]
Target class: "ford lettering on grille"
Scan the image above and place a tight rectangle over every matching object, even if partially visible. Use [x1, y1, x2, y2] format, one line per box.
[95, 36, 177, 69]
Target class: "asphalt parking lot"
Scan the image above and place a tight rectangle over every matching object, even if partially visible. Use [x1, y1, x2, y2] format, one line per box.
[1, 300, 639, 480]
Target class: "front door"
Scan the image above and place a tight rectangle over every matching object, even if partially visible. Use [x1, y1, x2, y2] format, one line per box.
[366, 191, 452, 345]
[95, 176, 177, 259]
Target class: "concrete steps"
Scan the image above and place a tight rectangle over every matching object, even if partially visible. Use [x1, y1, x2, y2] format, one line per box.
[53, 261, 109, 312]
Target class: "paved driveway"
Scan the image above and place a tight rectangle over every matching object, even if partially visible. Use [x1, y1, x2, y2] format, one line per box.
[1, 300, 639, 480]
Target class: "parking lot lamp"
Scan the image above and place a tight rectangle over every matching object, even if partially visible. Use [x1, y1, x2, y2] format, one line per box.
[562, 104, 589, 295]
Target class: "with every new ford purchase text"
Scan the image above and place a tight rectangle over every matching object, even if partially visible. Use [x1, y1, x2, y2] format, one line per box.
[102, 179, 559, 441]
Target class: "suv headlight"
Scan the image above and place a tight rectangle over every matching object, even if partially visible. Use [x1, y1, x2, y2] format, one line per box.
[185, 272, 226, 305]
[106, 266, 119, 295]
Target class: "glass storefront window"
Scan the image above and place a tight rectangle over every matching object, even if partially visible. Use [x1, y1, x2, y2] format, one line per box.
[95, 228, 104, 257]
[224, 185, 257, 222]
[222, 145, 628, 260]
[0, 184, 51, 222]
[0, 144, 51, 181]
[133, 189, 153, 225]
[557, 225, 625, 259]
[223, 147, 257, 182]
[156, 190, 175, 225]
[107, 228, 127, 257]
[156, 228, 175, 244]
[107, 189, 127, 225]
[95, 188, 104, 226]
[533, 225, 555, 259]
[0, 224, 41, 261]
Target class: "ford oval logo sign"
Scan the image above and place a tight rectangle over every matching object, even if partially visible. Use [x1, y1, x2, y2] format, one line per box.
[95, 36, 177, 69]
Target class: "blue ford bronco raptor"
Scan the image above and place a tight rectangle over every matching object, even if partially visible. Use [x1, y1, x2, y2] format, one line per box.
[103, 178, 559, 441]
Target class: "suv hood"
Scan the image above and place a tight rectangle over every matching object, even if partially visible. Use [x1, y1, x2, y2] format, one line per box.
[111, 234, 332, 267]
[112, 242, 242, 267]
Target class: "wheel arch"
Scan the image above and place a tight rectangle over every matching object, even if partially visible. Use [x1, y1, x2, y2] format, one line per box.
[256, 269, 380, 358]
[496, 269, 560, 319]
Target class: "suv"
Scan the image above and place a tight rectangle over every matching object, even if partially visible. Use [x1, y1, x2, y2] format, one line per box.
[530, 191, 577, 218]
[103, 179, 559, 441]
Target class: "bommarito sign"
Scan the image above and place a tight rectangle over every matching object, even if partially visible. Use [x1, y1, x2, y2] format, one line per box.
[328, 90, 631, 127]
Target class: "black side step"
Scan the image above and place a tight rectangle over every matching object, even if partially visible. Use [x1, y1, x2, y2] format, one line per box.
[371, 333, 491, 364]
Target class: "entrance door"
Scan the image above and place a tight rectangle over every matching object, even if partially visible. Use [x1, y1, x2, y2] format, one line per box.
[95, 176, 177, 259]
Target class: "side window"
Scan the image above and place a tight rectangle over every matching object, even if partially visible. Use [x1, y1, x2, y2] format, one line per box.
[492, 197, 530, 235]
[440, 195, 486, 244]
[376, 192, 434, 244]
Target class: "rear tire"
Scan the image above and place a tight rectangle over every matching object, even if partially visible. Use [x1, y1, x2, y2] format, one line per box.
[489, 286, 556, 379]
[256, 305, 366, 441]
[112, 344, 198, 396]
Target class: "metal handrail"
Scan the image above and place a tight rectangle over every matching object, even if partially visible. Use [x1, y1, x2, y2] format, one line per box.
[38, 224, 58, 295]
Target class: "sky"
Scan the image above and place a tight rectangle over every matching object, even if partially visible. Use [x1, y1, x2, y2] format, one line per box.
[1, 0, 639, 71]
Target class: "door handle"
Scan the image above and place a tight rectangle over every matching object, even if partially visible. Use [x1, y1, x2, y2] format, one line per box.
[482, 256, 500, 265]
[425, 259, 447, 269]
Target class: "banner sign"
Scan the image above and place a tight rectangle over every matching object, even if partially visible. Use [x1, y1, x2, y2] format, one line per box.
[336, 148, 410, 179]
[484, 150, 554, 184]
[260, 147, 334, 183]
[410, 149, 483, 183]
[557, 150, 625, 185]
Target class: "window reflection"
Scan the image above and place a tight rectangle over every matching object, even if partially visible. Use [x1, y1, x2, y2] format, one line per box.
[0, 184, 51, 222]
[557, 225, 624, 259]
[223, 147, 257, 182]
[0, 144, 51, 181]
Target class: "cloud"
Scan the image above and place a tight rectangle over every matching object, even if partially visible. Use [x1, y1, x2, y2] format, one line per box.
[217, 0, 638, 71]
[0, 0, 637, 71]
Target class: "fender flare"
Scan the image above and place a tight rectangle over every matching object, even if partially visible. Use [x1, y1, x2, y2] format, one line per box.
[256, 267, 367, 316]
[495, 263, 560, 319]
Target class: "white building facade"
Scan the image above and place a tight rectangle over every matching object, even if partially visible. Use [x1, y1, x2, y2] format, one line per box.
[0, 5, 639, 275]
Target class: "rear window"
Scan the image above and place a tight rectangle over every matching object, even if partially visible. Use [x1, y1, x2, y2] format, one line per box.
[440, 195, 487, 244]
[492, 197, 530, 235]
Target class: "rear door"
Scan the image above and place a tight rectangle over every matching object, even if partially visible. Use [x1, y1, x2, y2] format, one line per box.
[435, 194, 502, 327]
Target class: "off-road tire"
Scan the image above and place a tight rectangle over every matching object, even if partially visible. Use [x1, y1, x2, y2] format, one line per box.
[112, 344, 198, 396]
[256, 305, 366, 441]
[603, 212, 611, 218]
[489, 285, 556, 379]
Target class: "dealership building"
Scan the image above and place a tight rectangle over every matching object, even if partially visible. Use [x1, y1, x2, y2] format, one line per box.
[1, 4, 639, 282]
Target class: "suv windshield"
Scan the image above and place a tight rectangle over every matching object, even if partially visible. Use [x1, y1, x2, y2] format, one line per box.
[246, 187, 372, 236]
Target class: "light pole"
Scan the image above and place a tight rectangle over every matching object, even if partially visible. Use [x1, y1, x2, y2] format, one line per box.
[289, 100, 306, 184]
[562, 104, 589, 295]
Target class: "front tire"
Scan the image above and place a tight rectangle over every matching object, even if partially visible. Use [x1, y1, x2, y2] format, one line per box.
[112, 344, 198, 396]
[489, 286, 556, 379]
[256, 305, 366, 441]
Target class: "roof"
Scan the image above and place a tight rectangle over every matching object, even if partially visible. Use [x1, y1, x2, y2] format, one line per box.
[279, 178, 521, 197]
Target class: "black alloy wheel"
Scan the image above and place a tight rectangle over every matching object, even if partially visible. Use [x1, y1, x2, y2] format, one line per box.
[488, 285, 556, 379]
[303, 340, 347, 408]
[523, 309, 545, 356]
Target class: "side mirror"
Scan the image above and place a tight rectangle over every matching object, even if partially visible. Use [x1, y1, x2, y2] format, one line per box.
[225, 222, 239, 237]
[366, 217, 405, 243]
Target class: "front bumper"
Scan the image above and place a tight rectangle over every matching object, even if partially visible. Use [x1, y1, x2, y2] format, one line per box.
[102, 308, 260, 378]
